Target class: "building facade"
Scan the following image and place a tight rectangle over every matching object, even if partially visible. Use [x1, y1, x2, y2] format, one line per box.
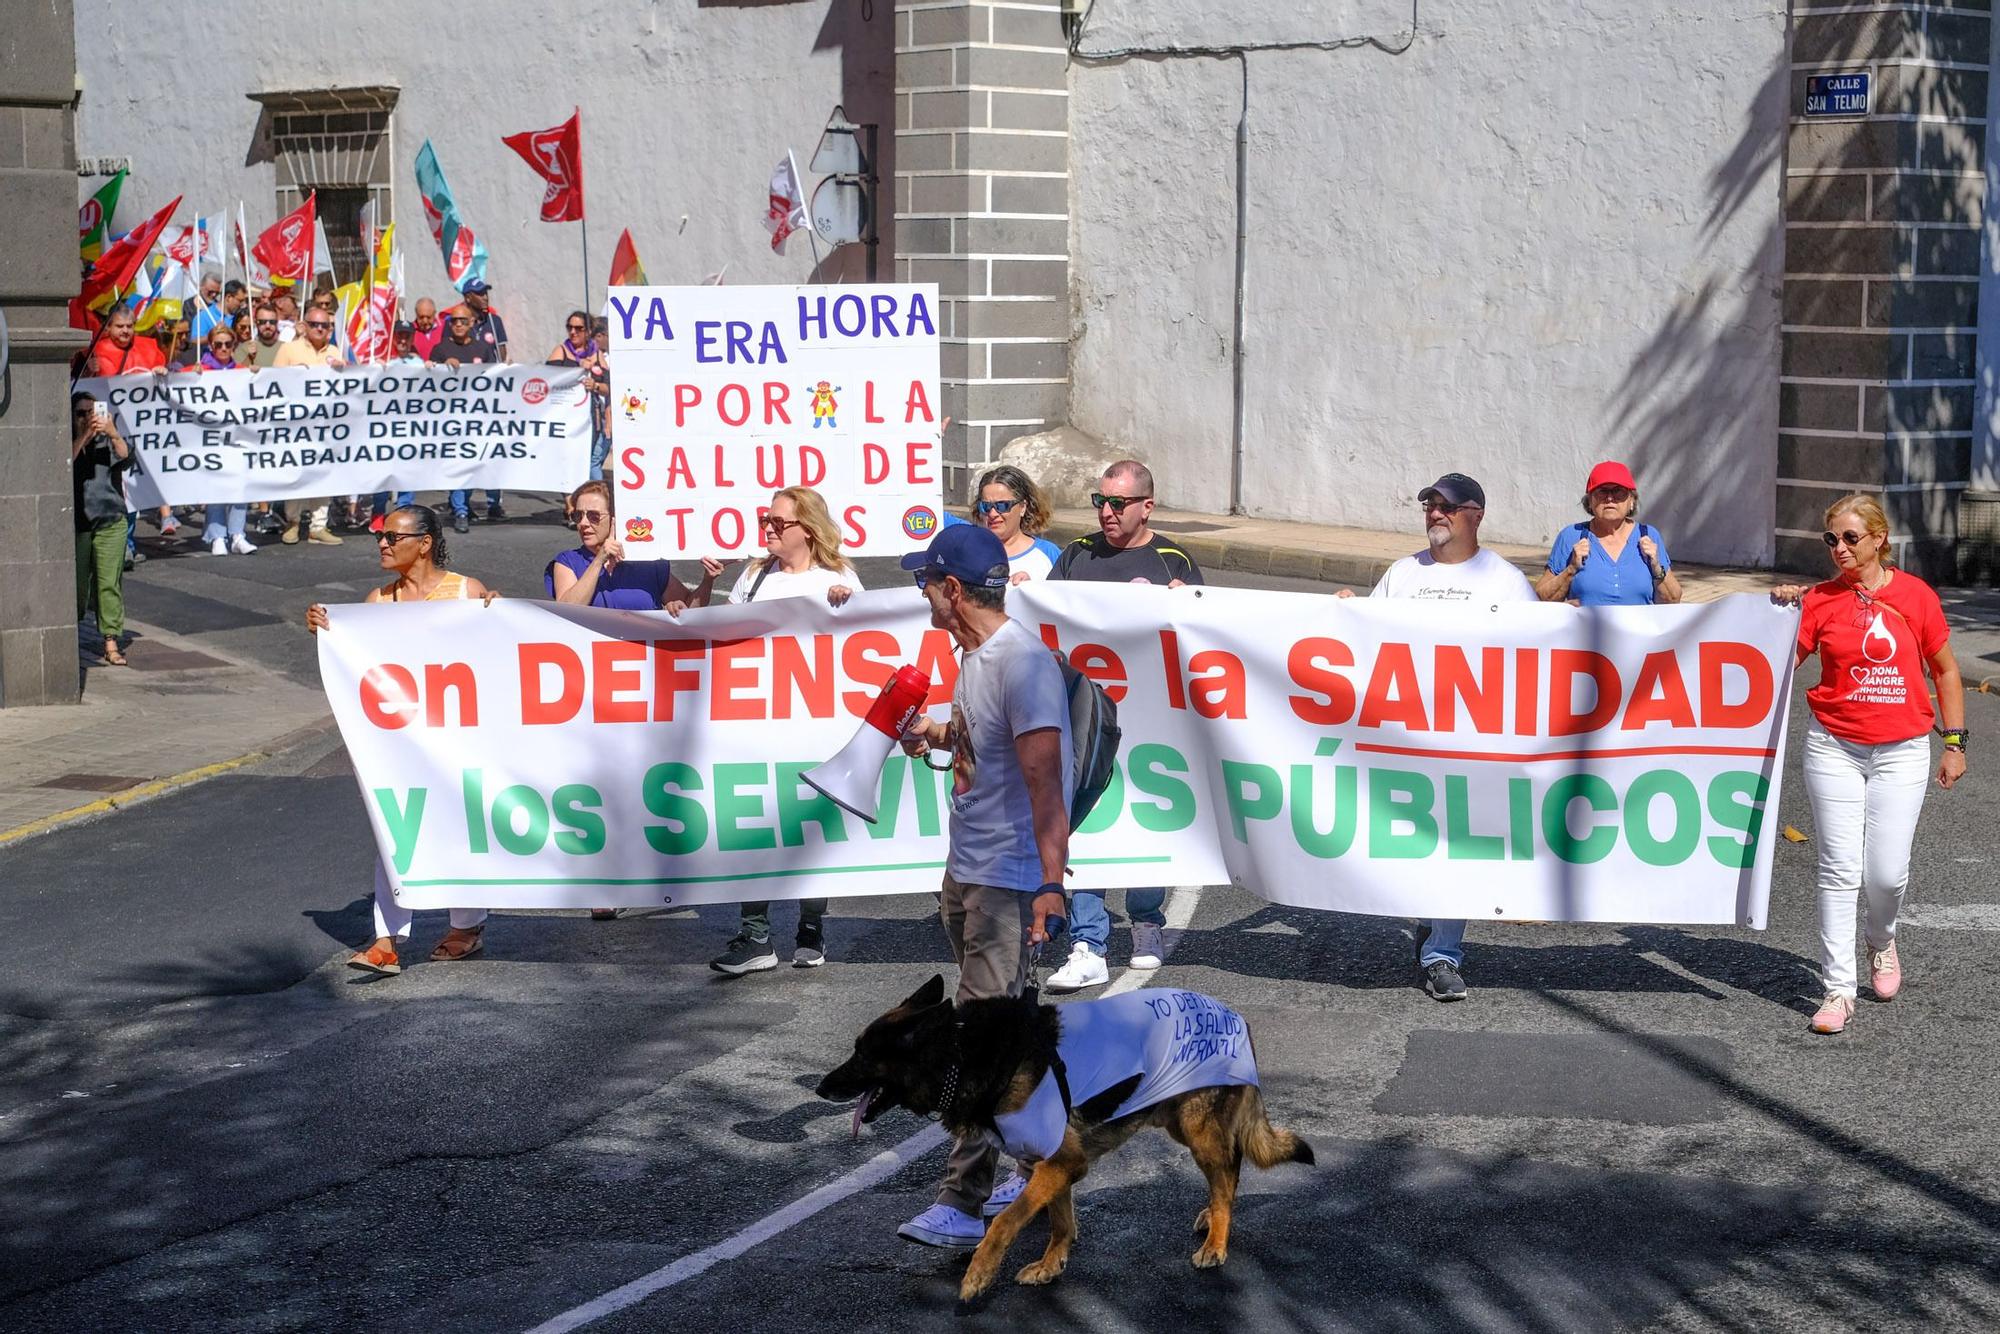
[63, 0, 2000, 583]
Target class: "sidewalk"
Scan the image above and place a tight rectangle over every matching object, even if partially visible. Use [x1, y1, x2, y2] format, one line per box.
[0, 619, 332, 842]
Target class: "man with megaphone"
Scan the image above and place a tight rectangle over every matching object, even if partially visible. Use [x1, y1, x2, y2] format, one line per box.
[887, 523, 1075, 1252]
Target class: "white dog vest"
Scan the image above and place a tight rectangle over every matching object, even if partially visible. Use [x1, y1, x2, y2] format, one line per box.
[991, 990, 1260, 1161]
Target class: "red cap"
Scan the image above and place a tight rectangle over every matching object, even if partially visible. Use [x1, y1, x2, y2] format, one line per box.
[1585, 461, 1637, 493]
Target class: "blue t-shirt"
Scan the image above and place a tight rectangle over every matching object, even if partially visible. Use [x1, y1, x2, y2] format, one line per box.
[544, 547, 676, 610]
[1546, 522, 1671, 606]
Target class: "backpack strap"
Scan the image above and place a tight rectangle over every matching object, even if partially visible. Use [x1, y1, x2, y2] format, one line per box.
[745, 560, 774, 603]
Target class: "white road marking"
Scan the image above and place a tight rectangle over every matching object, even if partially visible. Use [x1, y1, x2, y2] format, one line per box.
[525, 885, 1207, 1333]
[521, 1123, 949, 1334]
[1900, 903, 2000, 931]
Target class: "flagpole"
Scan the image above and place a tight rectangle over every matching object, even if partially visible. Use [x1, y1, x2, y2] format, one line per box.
[581, 220, 591, 316]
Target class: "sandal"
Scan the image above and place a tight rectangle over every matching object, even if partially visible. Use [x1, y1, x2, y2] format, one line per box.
[347, 939, 403, 975]
[429, 926, 484, 962]
[102, 639, 129, 667]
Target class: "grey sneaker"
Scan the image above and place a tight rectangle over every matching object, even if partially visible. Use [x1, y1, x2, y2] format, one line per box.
[1423, 960, 1467, 1001]
[793, 923, 826, 968]
[709, 934, 778, 975]
[1129, 923, 1165, 971]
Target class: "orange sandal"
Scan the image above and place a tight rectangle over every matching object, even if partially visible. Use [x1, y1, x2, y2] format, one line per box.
[347, 939, 402, 975]
[429, 926, 484, 962]
[102, 639, 129, 667]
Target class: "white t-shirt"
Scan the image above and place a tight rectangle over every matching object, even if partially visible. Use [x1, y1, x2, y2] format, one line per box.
[1008, 537, 1061, 582]
[1370, 547, 1536, 602]
[727, 561, 862, 604]
[947, 618, 1073, 890]
[993, 990, 1262, 1160]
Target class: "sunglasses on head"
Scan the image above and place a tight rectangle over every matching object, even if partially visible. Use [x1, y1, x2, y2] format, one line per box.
[1090, 492, 1148, 513]
[974, 498, 1019, 516]
[1823, 528, 1873, 549]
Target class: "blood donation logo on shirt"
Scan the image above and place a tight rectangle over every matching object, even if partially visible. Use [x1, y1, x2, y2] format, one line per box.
[521, 378, 548, 405]
[1862, 611, 1897, 662]
[902, 506, 938, 539]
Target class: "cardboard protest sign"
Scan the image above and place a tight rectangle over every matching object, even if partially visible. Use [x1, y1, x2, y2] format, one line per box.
[603, 283, 942, 558]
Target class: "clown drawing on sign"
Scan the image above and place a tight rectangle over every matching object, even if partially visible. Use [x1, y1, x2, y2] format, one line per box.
[621, 388, 649, 420]
[810, 380, 839, 428]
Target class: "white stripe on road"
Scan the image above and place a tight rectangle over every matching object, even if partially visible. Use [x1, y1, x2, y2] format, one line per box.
[522, 1123, 949, 1334]
[524, 884, 1204, 1333]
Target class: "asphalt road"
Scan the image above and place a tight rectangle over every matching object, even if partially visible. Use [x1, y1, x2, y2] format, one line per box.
[6, 499, 1999, 1331]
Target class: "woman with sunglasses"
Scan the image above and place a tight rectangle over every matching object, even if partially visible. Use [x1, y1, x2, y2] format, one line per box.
[548, 310, 612, 491]
[711, 486, 862, 975]
[1535, 461, 1682, 605]
[1773, 494, 1967, 1035]
[306, 504, 499, 975]
[546, 479, 722, 612]
[974, 464, 1062, 583]
[193, 327, 258, 557]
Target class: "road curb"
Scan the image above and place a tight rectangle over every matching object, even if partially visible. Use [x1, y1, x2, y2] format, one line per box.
[0, 714, 337, 848]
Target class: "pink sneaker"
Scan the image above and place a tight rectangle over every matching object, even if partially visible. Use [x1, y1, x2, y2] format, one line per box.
[1868, 942, 1902, 1001]
[1810, 993, 1855, 1035]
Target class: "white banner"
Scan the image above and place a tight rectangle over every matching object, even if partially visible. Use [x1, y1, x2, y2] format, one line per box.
[604, 283, 943, 558]
[76, 364, 591, 506]
[318, 586, 1799, 927]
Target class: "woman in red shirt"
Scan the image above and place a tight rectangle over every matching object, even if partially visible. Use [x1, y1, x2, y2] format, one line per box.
[1775, 494, 1967, 1035]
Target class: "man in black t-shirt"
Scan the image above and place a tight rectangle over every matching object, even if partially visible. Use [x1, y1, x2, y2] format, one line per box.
[431, 307, 502, 531]
[1044, 459, 1200, 993]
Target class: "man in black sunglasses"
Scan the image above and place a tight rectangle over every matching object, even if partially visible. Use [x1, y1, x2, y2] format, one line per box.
[1044, 460, 1201, 992]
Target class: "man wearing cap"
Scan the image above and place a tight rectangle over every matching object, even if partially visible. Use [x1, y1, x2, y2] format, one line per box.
[892, 523, 1074, 1250]
[431, 306, 502, 533]
[1346, 472, 1535, 1000]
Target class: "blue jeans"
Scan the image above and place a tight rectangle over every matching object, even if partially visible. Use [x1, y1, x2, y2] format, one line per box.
[372, 491, 415, 515]
[448, 489, 504, 517]
[1068, 887, 1165, 955]
[588, 427, 611, 482]
[202, 504, 247, 542]
[1420, 919, 1466, 968]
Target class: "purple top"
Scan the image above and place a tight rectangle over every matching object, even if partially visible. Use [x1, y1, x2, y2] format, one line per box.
[544, 547, 678, 610]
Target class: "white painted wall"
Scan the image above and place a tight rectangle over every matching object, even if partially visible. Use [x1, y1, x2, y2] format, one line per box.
[1068, 0, 1789, 565]
[72, 0, 892, 351]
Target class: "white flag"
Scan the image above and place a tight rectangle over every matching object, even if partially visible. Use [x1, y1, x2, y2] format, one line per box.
[311, 215, 336, 278]
[764, 151, 811, 254]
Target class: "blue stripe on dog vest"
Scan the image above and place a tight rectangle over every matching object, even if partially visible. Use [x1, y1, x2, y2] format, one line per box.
[992, 990, 1259, 1161]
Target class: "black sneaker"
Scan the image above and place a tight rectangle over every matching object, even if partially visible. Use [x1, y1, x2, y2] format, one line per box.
[1423, 960, 1467, 1002]
[487, 503, 507, 522]
[793, 924, 826, 968]
[453, 512, 470, 534]
[710, 934, 778, 975]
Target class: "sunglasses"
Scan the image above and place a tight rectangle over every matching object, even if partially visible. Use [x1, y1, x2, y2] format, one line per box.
[567, 323, 588, 332]
[1420, 498, 1480, 516]
[760, 516, 801, 534]
[255, 318, 277, 326]
[210, 339, 236, 349]
[1590, 486, 1632, 502]
[305, 320, 332, 330]
[1090, 493, 1149, 513]
[1822, 529, 1873, 549]
[974, 498, 1019, 516]
[376, 530, 427, 545]
[575, 508, 608, 524]
[449, 316, 471, 324]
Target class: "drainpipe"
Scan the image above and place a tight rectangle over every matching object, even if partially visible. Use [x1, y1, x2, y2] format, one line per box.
[1229, 53, 1249, 516]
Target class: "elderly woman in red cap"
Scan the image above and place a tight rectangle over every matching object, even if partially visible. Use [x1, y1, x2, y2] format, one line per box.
[1535, 461, 1683, 606]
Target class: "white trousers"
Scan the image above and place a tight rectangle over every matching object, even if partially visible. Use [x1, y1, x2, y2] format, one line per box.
[1803, 721, 1931, 997]
[372, 859, 488, 939]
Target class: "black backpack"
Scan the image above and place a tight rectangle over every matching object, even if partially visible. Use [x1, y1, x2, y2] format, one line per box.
[1054, 652, 1121, 830]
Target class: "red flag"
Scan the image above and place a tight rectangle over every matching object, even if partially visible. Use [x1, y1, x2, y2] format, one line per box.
[501, 109, 585, 223]
[608, 228, 647, 286]
[70, 193, 182, 329]
[253, 193, 317, 285]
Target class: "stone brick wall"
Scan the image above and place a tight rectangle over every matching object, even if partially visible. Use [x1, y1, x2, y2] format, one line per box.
[0, 0, 86, 706]
[1782, 2, 1991, 578]
[893, 0, 1070, 501]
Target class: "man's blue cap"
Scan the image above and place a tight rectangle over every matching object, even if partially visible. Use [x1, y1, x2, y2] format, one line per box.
[461, 278, 492, 295]
[899, 523, 1011, 588]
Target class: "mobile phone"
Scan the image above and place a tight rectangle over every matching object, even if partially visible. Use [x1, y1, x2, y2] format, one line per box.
[92, 402, 110, 425]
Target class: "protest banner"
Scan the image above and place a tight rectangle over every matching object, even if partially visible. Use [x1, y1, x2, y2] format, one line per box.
[76, 364, 591, 507]
[603, 283, 942, 559]
[316, 585, 1799, 927]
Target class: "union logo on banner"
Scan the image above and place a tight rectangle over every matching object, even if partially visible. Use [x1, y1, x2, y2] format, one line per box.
[522, 378, 549, 405]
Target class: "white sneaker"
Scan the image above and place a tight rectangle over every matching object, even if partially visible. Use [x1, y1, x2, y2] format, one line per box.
[1046, 942, 1109, 993]
[230, 534, 257, 555]
[982, 1172, 1029, 1218]
[898, 1203, 985, 1249]
[210, 537, 229, 556]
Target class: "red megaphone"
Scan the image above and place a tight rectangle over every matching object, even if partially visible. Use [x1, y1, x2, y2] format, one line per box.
[801, 664, 933, 823]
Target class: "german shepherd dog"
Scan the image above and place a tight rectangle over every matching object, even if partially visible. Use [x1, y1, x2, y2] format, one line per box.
[817, 975, 1314, 1301]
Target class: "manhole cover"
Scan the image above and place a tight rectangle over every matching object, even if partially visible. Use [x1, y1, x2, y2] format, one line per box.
[36, 773, 149, 793]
